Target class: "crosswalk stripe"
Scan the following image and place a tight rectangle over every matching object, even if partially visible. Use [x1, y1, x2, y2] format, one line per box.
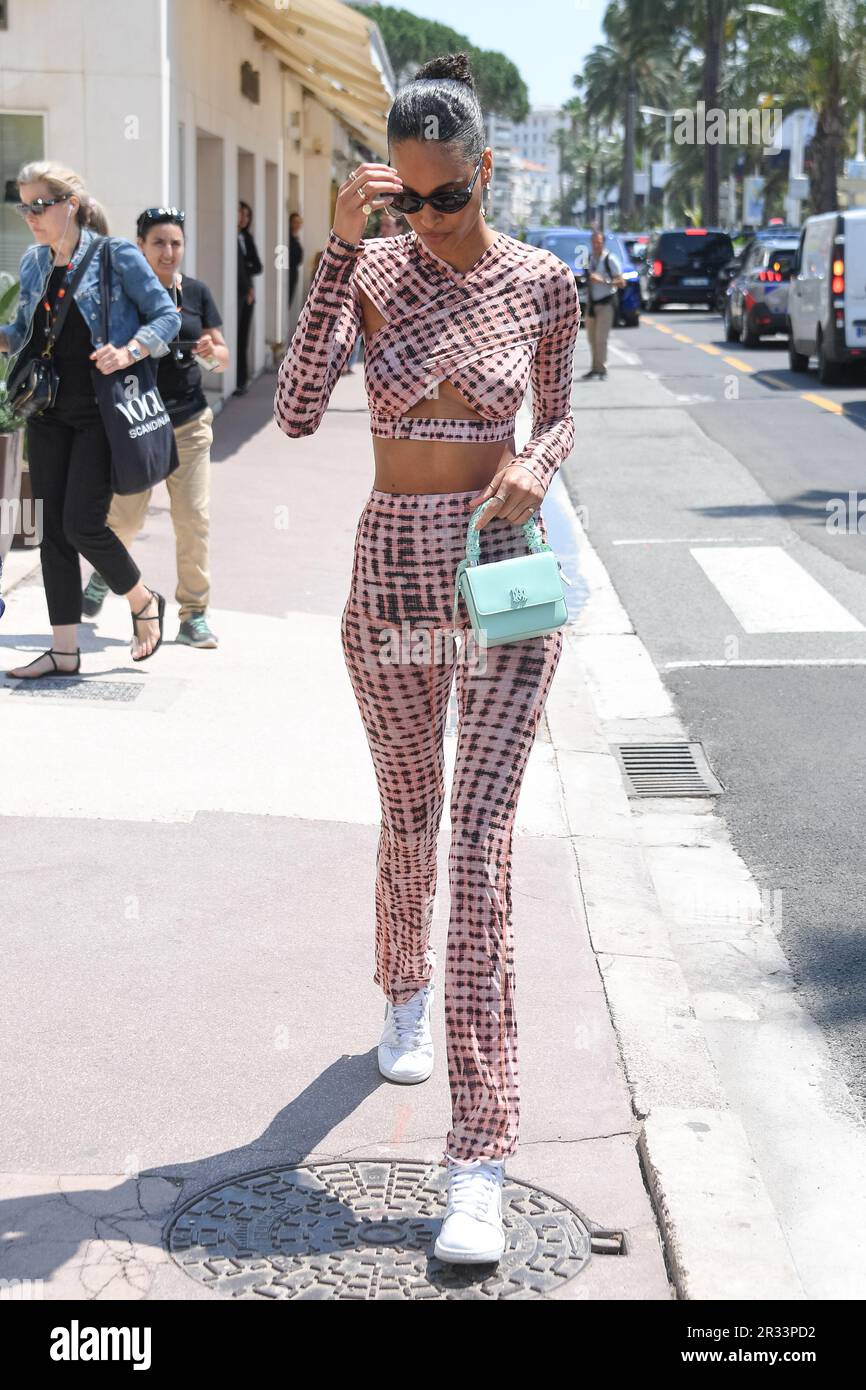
[690, 545, 865, 633]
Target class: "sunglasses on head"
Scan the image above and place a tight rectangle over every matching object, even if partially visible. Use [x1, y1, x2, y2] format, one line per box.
[385, 155, 485, 215]
[137, 206, 185, 235]
[15, 193, 73, 217]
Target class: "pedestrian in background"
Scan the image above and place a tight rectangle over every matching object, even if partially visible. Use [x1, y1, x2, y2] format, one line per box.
[378, 212, 404, 237]
[582, 227, 624, 381]
[235, 199, 262, 395]
[288, 211, 303, 314]
[82, 207, 229, 649]
[0, 161, 179, 677]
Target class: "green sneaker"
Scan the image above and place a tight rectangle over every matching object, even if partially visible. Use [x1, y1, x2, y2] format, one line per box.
[177, 611, 219, 648]
[82, 571, 110, 617]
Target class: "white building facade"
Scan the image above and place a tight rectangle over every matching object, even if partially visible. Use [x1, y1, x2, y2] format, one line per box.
[0, 0, 393, 398]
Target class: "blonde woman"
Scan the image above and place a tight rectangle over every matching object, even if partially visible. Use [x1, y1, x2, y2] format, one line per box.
[0, 162, 180, 676]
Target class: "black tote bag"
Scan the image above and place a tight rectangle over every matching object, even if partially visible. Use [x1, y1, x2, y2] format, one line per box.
[90, 237, 179, 496]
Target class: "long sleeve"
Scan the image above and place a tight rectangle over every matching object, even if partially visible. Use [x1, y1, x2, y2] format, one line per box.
[513, 259, 581, 495]
[112, 238, 180, 359]
[274, 229, 364, 438]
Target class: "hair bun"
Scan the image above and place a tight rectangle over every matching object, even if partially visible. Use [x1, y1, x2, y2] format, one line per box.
[414, 52, 475, 91]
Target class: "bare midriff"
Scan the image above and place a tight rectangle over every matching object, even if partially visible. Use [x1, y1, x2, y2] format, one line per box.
[360, 287, 516, 495]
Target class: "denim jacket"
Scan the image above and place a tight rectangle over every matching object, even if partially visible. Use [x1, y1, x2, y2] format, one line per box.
[0, 226, 179, 365]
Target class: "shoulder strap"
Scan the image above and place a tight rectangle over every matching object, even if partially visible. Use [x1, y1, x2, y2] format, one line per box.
[98, 235, 112, 345]
[46, 235, 103, 351]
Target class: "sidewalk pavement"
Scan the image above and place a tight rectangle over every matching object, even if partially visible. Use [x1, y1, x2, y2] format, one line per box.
[0, 364, 720, 1301]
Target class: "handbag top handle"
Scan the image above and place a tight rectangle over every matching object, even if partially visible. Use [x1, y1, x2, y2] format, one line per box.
[464, 497, 552, 567]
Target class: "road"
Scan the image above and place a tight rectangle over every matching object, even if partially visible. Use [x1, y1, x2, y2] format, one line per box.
[565, 305, 866, 1113]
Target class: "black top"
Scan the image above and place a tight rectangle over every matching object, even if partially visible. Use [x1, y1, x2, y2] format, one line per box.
[156, 274, 223, 426]
[18, 262, 98, 409]
[237, 228, 263, 296]
[289, 234, 303, 299]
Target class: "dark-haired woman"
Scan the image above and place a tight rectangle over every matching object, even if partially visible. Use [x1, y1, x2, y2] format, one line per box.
[235, 200, 262, 395]
[0, 161, 180, 676]
[82, 207, 228, 649]
[275, 53, 580, 1265]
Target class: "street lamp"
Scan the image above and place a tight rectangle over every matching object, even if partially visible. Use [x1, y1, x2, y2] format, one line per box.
[639, 105, 673, 228]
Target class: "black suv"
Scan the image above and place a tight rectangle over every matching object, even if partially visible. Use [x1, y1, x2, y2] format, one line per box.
[647, 229, 734, 310]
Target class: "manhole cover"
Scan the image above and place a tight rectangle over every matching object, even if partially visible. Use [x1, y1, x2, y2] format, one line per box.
[7, 678, 143, 702]
[166, 1160, 594, 1299]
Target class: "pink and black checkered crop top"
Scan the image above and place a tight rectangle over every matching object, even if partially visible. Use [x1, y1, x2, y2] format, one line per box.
[274, 226, 581, 493]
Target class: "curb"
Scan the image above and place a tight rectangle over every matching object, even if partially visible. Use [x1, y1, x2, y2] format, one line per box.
[541, 470, 806, 1300]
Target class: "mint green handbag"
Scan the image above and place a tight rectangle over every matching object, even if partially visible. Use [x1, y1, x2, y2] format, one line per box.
[452, 499, 572, 646]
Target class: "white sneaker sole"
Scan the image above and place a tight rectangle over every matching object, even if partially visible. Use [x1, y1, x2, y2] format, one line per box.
[433, 1231, 505, 1264]
[376, 1047, 434, 1084]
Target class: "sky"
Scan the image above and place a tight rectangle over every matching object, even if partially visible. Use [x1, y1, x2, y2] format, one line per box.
[393, 0, 606, 109]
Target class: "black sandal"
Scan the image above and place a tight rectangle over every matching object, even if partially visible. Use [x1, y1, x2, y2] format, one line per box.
[6, 648, 81, 680]
[131, 588, 166, 662]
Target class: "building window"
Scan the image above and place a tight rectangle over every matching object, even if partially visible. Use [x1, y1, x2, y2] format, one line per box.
[240, 61, 260, 104]
[0, 111, 45, 280]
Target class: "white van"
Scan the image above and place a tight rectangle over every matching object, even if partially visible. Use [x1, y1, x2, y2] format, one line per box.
[788, 208, 866, 382]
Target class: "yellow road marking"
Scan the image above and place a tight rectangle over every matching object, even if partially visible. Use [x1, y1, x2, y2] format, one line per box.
[645, 326, 849, 418]
[802, 392, 843, 415]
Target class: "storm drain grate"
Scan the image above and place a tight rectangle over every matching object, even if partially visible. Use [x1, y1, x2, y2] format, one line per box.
[611, 741, 724, 797]
[165, 1160, 605, 1299]
[7, 679, 144, 703]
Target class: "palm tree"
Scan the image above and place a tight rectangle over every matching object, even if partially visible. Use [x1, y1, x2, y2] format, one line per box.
[757, 0, 866, 212]
[581, 0, 681, 218]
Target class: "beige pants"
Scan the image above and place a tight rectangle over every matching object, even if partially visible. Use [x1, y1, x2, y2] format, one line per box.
[585, 298, 615, 374]
[107, 405, 213, 621]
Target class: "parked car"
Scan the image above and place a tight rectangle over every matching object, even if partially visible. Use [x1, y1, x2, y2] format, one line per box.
[522, 224, 580, 247]
[646, 228, 734, 310]
[535, 228, 641, 325]
[713, 223, 800, 313]
[619, 233, 652, 307]
[724, 236, 799, 345]
[606, 233, 642, 326]
[787, 208, 866, 383]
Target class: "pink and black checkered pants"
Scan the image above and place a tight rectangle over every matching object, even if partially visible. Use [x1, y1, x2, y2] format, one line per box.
[340, 487, 563, 1165]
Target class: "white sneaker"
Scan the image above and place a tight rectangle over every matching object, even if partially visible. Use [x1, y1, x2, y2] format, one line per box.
[434, 1157, 506, 1264]
[377, 979, 434, 1083]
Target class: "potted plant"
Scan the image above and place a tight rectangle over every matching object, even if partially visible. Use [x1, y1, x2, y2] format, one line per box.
[0, 277, 30, 559]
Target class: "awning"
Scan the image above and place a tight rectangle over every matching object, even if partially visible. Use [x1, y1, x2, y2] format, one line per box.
[232, 0, 395, 152]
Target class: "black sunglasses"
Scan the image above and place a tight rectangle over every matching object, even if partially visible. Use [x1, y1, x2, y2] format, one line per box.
[385, 156, 485, 215]
[15, 193, 72, 217]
